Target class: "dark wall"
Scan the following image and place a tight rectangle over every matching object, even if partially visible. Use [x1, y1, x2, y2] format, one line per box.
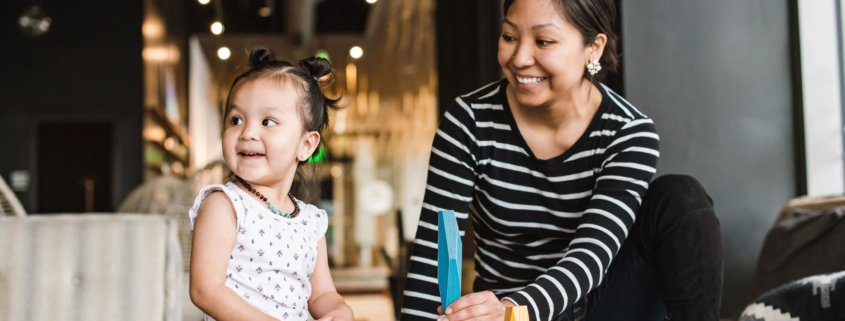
[621, 0, 796, 317]
[0, 0, 143, 212]
[435, 0, 502, 111]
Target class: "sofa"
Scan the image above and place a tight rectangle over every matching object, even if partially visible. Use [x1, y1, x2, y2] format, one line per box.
[0, 214, 183, 321]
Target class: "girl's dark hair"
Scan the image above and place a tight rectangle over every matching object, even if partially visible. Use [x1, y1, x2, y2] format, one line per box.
[223, 47, 342, 200]
[224, 46, 341, 139]
[503, 0, 618, 81]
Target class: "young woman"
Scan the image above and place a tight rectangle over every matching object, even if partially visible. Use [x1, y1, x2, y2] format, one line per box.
[401, 1, 723, 320]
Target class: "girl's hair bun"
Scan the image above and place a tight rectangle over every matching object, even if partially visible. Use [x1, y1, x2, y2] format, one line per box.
[248, 47, 275, 68]
[299, 56, 333, 81]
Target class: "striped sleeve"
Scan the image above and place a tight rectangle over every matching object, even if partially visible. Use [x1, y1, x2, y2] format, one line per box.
[502, 118, 660, 321]
[400, 97, 478, 320]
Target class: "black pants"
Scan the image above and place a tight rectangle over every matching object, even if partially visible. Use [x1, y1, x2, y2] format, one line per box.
[561, 175, 724, 321]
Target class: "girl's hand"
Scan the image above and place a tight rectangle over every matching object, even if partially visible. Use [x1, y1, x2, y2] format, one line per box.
[314, 306, 353, 321]
[437, 291, 512, 321]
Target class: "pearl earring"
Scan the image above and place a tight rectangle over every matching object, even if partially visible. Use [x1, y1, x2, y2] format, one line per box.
[587, 58, 602, 76]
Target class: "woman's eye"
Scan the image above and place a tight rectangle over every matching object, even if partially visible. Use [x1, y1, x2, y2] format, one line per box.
[501, 33, 515, 42]
[536, 39, 553, 46]
[230, 116, 243, 126]
[262, 119, 278, 127]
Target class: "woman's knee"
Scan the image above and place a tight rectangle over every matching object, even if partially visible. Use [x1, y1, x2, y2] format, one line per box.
[646, 174, 714, 212]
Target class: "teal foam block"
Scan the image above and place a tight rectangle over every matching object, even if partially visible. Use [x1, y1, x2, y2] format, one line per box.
[438, 210, 462, 310]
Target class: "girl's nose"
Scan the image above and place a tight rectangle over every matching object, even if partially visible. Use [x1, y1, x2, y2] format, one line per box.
[239, 123, 260, 140]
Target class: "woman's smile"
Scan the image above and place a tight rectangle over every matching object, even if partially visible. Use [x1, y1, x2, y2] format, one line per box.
[515, 75, 547, 85]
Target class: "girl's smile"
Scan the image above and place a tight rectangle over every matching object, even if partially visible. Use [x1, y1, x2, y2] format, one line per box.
[222, 78, 319, 190]
[237, 150, 266, 158]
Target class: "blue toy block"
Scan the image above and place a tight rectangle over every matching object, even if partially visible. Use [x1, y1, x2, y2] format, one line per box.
[438, 210, 462, 310]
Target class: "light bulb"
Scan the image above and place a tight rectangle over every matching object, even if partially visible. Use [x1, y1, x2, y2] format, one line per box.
[18, 5, 52, 37]
[198, 0, 210, 5]
[210, 21, 224, 35]
[217, 47, 231, 60]
[349, 46, 363, 59]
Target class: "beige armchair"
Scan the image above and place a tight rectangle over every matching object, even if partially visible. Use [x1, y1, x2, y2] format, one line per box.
[0, 214, 183, 321]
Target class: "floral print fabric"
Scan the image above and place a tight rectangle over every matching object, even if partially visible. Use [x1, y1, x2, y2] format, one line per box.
[189, 182, 328, 321]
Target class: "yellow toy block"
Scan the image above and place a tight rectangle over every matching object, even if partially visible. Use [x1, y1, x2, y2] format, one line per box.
[504, 305, 529, 321]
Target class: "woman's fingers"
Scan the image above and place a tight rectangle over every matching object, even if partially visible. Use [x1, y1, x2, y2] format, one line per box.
[445, 291, 494, 313]
[442, 291, 505, 321]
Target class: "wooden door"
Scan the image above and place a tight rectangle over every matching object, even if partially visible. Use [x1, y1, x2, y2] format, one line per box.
[36, 122, 113, 213]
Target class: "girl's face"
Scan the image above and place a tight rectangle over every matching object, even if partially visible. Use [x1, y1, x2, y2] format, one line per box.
[223, 78, 320, 187]
[497, 0, 600, 108]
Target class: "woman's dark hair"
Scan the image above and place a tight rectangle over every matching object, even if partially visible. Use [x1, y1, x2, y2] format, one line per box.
[503, 0, 619, 80]
[224, 46, 341, 138]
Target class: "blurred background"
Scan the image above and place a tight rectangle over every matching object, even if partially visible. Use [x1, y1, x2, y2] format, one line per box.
[1, 0, 843, 320]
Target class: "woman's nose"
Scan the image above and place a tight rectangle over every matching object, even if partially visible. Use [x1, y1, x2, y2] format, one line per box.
[511, 44, 534, 67]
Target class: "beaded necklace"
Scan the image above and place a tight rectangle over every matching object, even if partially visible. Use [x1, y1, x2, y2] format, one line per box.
[236, 176, 300, 219]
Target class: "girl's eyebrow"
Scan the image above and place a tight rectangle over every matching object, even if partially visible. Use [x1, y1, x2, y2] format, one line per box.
[502, 18, 561, 31]
[259, 105, 283, 113]
[228, 104, 283, 113]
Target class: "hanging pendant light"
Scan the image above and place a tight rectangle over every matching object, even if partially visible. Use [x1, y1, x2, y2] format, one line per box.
[210, 0, 224, 36]
[18, 3, 52, 37]
[258, 0, 274, 18]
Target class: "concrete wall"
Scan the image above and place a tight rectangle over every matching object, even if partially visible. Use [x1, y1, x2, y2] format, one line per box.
[621, 0, 797, 317]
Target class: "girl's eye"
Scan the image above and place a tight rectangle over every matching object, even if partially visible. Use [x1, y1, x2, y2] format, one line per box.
[262, 119, 278, 127]
[536, 39, 554, 46]
[230, 116, 243, 126]
[501, 33, 515, 42]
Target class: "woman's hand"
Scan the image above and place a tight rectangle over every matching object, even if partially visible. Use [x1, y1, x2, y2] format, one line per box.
[437, 291, 513, 321]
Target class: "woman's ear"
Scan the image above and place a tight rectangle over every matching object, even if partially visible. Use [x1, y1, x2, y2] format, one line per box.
[298, 131, 321, 161]
[589, 33, 608, 61]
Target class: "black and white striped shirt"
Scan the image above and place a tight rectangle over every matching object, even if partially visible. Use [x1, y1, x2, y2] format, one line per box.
[400, 79, 660, 321]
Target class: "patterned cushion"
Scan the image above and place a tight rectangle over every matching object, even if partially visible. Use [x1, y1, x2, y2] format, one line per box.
[0, 214, 183, 321]
[740, 271, 845, 321]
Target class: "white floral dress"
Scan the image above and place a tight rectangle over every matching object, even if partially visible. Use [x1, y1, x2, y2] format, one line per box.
[189, 182, 328, 321]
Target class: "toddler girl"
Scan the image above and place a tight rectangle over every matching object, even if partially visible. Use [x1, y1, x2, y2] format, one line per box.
[189, 47, 353, 321]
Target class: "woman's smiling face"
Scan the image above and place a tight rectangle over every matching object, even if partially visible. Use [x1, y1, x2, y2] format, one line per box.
[498, 0, 594, 108]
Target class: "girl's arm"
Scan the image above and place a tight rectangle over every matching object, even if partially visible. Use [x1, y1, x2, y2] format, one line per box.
[189, 191, 278, 321]
[308, 238, 354, 321]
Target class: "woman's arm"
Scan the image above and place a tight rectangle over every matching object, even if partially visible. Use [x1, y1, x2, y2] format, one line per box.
[189, 191, 278, 321]
[308, 238, 353, 321]
[498, 117, 660, 321]
[401, 97, 479, 321]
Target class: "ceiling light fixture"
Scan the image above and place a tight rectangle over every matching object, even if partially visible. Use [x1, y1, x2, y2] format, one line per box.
[258, 0, 274, 17]
[18, 3, 51, 37]
[210, 0, 224, 35]
[217, 47, 231, 60]
[349, 46, 363, 59]
[210, 21, 224, 35]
